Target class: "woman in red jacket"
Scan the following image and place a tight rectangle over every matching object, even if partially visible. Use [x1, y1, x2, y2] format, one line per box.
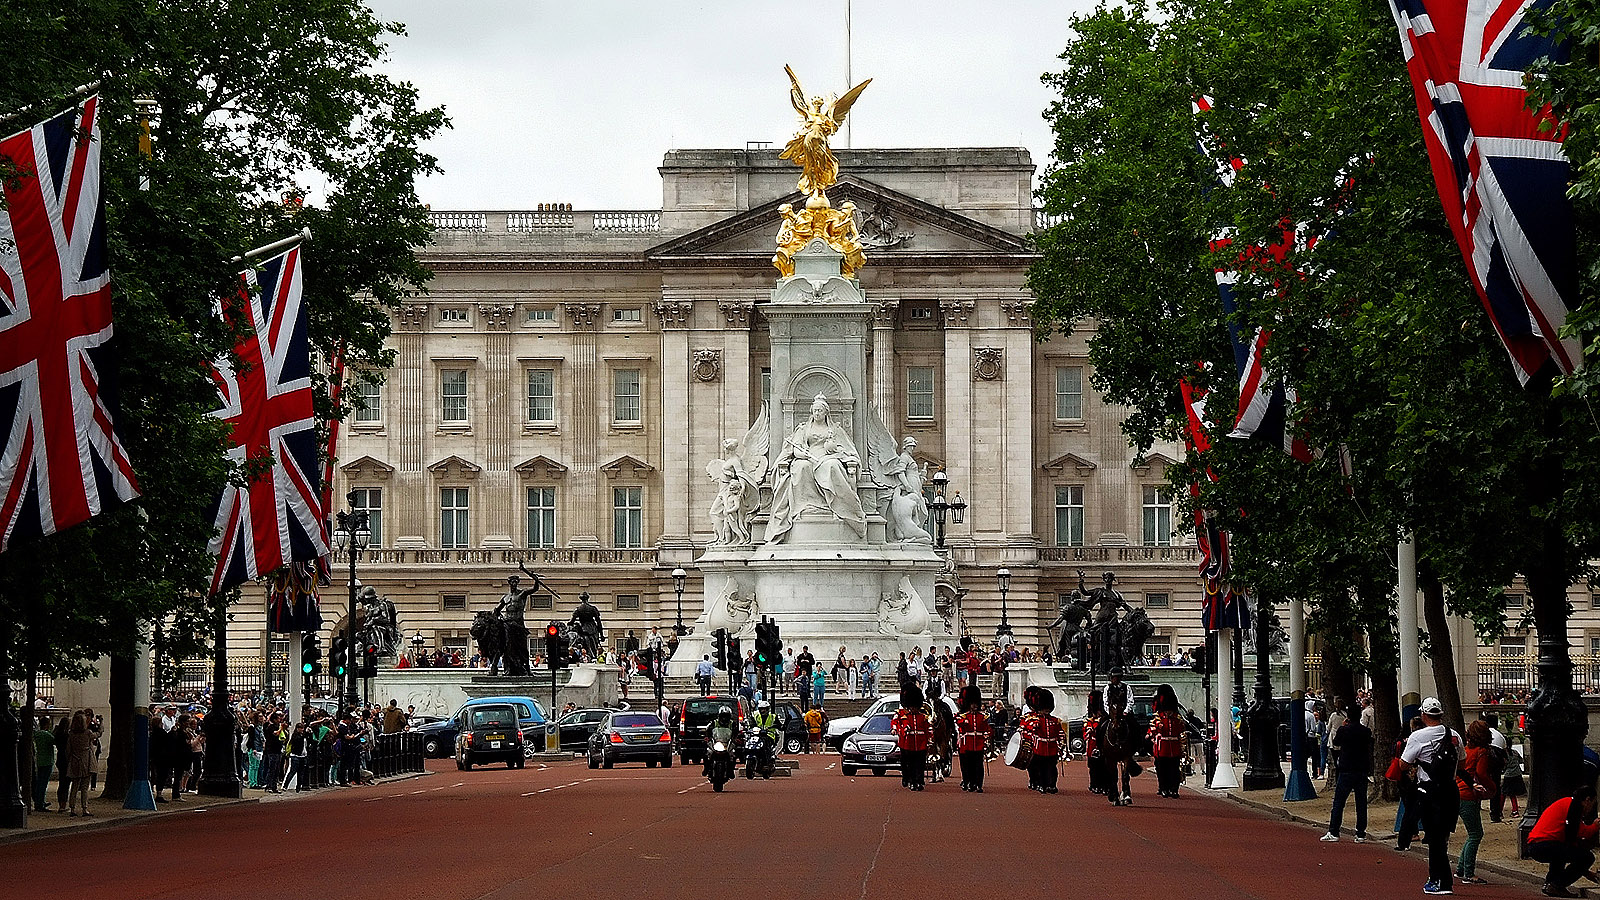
[1455, 720, 1496, 884]
[1528, 785, 1600, 897]
[1148, 684, 1188, 799]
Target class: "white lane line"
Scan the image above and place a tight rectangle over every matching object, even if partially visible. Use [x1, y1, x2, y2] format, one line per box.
[453, 782, 464, 787]
[526, 779, 587, 797]
[825, 763, 835, 770]
[676, 780, 710, 794]
[410, 789, 428, 794]
[364, 795, 387, 802]
[430, 786, 446, 791]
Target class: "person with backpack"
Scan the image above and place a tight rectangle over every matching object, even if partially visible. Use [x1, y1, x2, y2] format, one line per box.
[1400, 697, 1465, 896]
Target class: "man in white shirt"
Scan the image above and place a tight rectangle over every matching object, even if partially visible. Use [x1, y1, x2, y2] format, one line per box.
[1400, 697, 1465, 895]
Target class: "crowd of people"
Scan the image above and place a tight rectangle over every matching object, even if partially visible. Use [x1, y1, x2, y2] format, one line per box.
[28, 709, 103, 816]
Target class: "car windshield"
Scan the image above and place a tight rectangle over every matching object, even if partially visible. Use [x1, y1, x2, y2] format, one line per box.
[859, 714, 894, 735]
[684, 699, 730, 717]
[470, 709, 514, 728]
[612, 714, 661, 728]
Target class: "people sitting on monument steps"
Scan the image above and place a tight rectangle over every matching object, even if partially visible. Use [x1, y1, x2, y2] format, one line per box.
[1528, 785, 1600, 898]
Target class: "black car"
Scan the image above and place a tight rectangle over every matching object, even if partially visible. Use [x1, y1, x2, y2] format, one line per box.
[776, 702, 812, 754]
[455, 703, 525, 770]
[839, 713, 900, 776]
[587, 711, 675, 769]
[676, 694, 745, 765]
[556, 708, 612, 752]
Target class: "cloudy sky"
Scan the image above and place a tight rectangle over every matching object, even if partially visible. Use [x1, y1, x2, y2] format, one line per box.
[366, 0, 1093, 210]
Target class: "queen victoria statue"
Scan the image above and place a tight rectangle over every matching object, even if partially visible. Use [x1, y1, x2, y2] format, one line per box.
[766, 395, 867, 543]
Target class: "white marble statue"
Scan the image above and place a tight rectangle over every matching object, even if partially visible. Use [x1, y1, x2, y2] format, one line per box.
[702, 579, 758, 637]
[876, 576, 932, 636]
[706, 405, 769, 545]
[766, 394, 867, 543]
[866, 406, 932, 544]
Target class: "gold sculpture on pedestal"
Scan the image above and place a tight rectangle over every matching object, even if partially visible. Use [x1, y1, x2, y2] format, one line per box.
[774, 65, 871, 279]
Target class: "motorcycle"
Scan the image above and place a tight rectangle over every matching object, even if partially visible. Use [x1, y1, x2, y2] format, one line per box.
[743, 730, 775, 780]
[706, 736, 735, 792]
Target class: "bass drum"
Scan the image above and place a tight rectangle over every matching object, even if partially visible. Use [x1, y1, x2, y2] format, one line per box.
[1004, 730, 1032, 770]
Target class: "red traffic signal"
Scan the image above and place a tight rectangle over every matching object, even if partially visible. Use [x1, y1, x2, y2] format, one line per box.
[546, 623, 560, 638]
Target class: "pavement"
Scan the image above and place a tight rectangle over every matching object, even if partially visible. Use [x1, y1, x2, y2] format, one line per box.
[0, 755, 1562, 900]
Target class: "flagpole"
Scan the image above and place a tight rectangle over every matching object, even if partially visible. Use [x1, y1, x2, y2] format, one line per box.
[0, 80, 102, 132]
[844, 0, 852, 149]
[231, 228, 312, 265]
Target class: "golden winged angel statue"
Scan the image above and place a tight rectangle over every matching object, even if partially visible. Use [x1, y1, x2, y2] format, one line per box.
[779, 65, 871, 207]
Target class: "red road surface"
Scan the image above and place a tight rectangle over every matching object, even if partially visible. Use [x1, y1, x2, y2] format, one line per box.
[5, 757, 1540, 900]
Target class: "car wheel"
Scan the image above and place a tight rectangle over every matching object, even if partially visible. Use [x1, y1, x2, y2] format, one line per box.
[463, 755, 473, 771]
[645, 759, 657, 768]
[842, 765, 857, 776]
[872, 767, 886, 777]
[587, 752, 598, 770]
[455, 756, 465, 771]
[602, 755, 614, 769]
[424, 738, 440, 757]
[785, 737, 802, 754]
[524, 742, 536, 759]
[662, 755, 672, 768]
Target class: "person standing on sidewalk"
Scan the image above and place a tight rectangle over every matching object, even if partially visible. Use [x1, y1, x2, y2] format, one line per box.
[31, 716, 54, 812]
[66, 711, 94, 816]
[1527, 785, 1600, 897]
[1323, 706, 1374, 842]
[1399, 697, 1463, 896]
[1455, 720, 1496, 885]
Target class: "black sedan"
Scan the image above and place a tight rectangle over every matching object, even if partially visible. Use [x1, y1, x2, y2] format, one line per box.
[556, 707, 612, 752]
[587, 712, 675, 769]
[839, 713, 900, 777]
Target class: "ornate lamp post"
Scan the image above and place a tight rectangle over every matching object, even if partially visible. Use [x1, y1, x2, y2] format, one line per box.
[333, 494, 371, 712]
[671, 567, 688, 636]
[410, 630, 425, 664]
[1241, 593, 1285, 790]
[928, 471, 967, 549]
[996, 567, 1012, 639]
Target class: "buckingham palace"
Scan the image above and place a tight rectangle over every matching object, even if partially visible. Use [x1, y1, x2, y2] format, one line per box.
[225, 146, 1228, 668]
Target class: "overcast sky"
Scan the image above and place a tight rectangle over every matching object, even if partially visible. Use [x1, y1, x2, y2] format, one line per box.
[365, 0, 1093, 210]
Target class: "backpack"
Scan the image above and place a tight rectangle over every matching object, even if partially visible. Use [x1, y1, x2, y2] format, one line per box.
[1423, 729, 1459, 793]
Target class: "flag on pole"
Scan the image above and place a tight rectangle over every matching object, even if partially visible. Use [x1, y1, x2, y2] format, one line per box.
[0, 93, 139, 552]
[266, 560, 323, 633]
[1182, 380, 1246, 631]
[206, 243, 328, 594]
[1388, 0, 1582, 383]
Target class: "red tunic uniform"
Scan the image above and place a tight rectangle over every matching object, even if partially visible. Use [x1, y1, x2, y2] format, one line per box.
[892, 708, 932, 751]
[1021, 712, 1063, 758]
[955, 711, 989, 754]
[1148, 711, 1187, 759]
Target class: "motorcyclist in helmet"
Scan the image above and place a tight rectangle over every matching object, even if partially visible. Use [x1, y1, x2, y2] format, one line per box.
[702, 706, 738, 777]
[752, 699, 780, 745]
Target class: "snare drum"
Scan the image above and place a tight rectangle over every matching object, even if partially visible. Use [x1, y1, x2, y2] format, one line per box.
[1004, 730, 1032, 770]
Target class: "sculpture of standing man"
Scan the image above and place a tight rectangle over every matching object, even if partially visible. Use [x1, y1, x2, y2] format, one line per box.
[494, 575, 532, 677]
[568, 591, 605, 662]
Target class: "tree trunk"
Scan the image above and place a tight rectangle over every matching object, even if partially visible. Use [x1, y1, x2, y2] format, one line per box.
[1371, 662, 1402, 801]
[1322, 639, 1358, 712]
[1421, 576, 1465, 732]
[100, 653, 133, 802]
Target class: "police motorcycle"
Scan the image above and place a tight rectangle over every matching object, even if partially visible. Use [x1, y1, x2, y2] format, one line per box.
[701, 706, 738, 792]
[744, 699, 779, 780]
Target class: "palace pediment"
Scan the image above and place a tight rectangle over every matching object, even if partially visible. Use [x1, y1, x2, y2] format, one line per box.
[1041, 452, 1098, 477]
[647, 175, 1031, 262]
[514, 455, 569, 479]
[340, 455, 395, 480]
[427, 455, 481, 479]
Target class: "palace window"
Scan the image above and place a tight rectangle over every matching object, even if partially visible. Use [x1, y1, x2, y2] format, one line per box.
[439, 308, 467, 323]
[442, 594, 467, 611]
[440, 369, 469, 423]
[527, 368, 555, 424]
[527, 307, 555, 322]
[1054, 485, 1085, 547]
[440, 487, 470, 549]
[527, 486, 556, 549]
[350, 487, 382, 547]
[909, 306, 934, 320]
[352, 377, 381, 424]
[907, 366, 935, 420]
[613, 369, 642, 424]
[761, 368, 772, 408]
[1055, 366, 1084, 421]
[1145, 592, 1170, 609]
[616, 594, 641, 611]
[613, 308, 642, 323]
[1141, 486, 1173, 547]
[613, 486, 643, 548]
[528, 594, 554, 610]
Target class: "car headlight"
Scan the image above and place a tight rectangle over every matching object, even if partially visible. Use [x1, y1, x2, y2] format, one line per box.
[842, 738, 860, 753]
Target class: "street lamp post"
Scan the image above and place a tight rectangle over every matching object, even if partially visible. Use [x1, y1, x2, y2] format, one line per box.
[333, 494, 371, 713]
[926, 471, 968, 549]
[410, 630, 425, 665]
[671, 567, 687, 636]
[995, 567, 1012, 639]
[1242, 594, 1285, 790]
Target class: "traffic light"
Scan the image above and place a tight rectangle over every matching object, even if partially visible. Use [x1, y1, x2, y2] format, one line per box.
[754, 618, 772, 665]
[1191, 644, 1207, 673]
[770, 620, 782, 660]
[1072, 632, 1088, 670]
[301, 633, 322, 676]
[362, 642, 379, 678]
[712, 628, 728, 670]
[726, 635, 740, 667]
[545, 622, 562, 671]
[330, 635, 348, 679]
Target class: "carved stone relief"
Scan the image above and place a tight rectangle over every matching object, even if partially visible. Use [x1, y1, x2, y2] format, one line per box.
[693, 348, 722, 382]
[973, 347, 1004, 381]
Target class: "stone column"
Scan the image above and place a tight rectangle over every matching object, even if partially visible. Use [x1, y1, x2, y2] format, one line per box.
[393, 303, 429, 548]
[715, 300, 755, 530]
[564, 303, 603, 547]
[999, 300, 1035, 539]
[479, 302, 516, 548]
[940, 299, 976, 527]
[654, 300, 694, 545]
[870, 301, 898, 421]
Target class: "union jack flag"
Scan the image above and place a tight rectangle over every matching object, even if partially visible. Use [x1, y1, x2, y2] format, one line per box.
[0, 94, 139, 552]
[207, 244, 327, 594]
[265, 560, 323, 633]
[1182, 380, 1246, 631]
[1389, 0, 1581, 383]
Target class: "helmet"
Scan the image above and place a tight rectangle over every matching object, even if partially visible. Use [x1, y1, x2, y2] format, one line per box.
[717, 706, 732, 719]
[758, 700, 771, 710]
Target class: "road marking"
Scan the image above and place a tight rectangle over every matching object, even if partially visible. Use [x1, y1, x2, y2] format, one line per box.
[826, 763, 835, 770]
[676, 780, 709, 794]
[526, 779, 587, 797]
[430, 786, 445, 791]
[453, 782, 464, 787]
[410, 789, 428, 794]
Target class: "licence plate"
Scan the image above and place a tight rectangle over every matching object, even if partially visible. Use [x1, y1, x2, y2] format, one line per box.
[865, 754, 887, 763]
[486, 734, 505, 741]
[490, 741, 502, 748]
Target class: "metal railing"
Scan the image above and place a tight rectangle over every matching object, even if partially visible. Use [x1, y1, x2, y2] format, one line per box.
[1477, 652, 1600, 699]
[1035, 209, 1067, 230]
[431, 210, 661, 235]
[1038, 545, 1199, 563]
[331, 547, 659, 566]
[154, 657, 334, 701]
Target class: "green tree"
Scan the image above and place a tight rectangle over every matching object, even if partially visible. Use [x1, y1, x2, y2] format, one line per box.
[0, 0, 445, 805]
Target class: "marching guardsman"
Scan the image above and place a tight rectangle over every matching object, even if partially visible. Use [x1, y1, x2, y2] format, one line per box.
[1148, 684, 1188, 798]
[892, 684, 932, 791]
[1083, 689, 1108, 795]
[955, 685, 989, 792]
[1020, 686, 1064, 794]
